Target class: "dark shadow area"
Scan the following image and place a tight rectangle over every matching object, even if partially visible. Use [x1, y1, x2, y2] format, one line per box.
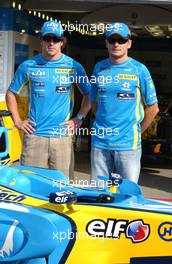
[139, 171, 172, 193]
[74, 150, 90, 174]
[142, 155, 172, 169]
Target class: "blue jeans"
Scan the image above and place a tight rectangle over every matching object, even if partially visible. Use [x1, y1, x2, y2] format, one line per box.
[91, 147, 142, 183]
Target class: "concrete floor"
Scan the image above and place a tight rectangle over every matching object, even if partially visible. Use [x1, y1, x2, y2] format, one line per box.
[74, 151, 172, 199]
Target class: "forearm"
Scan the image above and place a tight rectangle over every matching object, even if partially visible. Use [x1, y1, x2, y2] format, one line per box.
[6, 90, 35, 134]
[78, 94, 91, 117]
[91, 102, 97, 116]
[5, 90, 21, 125]
[141, 103, 159, 134]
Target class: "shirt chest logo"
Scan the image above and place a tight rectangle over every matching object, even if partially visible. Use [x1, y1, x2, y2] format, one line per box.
[55, 69, 74, 74]
[31, 70, 46, 77]
[117, 74, 138, 80]
[56, 86, 70, 93]
[117, 92, 135, 100]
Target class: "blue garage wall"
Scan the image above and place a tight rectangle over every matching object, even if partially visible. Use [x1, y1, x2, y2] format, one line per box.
[0, 7, 43, 35]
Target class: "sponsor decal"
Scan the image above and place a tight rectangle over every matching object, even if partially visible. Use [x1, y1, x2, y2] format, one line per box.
[122, 82, 130, 90]
[117, 74, 137, 80]
[111, 23, 123, 31]
[149, 80, 154, 88]
[98, 88, 107, 93]
[36, 94, 45, 97]
[149, 92, 157, 99]
[117, 92, 135, 100]
[34, 89, 45, 92]
[124, 68, 132, 72]
[55, 69, 74, 74]
[45, 21, 59, 31]
[0, 217, 27, 259]
[0, 188, 26, 203]
[49, 190, 77, 204]
[0, 220, 19, 258]
[99, 68, 109, 73]
[126, 220, 150, 242]
[56, 86, 69, 93]
[86, 218, 150, 243]
[31, 70, 45, 77]
[158, 222, 172, 241]
[60, 63, 68, 66]
[33, 82, 45, 87]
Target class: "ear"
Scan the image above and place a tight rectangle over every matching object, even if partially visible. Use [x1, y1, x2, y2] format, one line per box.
[61, 37, 66, 50]
[127, 39, 132, 49]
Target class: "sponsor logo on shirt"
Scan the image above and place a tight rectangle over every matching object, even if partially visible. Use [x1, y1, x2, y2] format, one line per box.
[122, 82, 131, 90]
[117, 92, 135, 100]
[149, 92, 157, 100]
[36, 93, 45, 97]
[124, 68, 132, 72]
[149, 80, 154, 88]
[55, 69, 74, 74]
[31, 70, 46, 78]
[60, 63, 68, 66]
[99, 68, 109, 73]
[33, 82, 45, 86]
[34, 89, 45, 92]
[98, 88, 107, 93]
[117, 74, 137, 80]
[56, 86, 69, 93]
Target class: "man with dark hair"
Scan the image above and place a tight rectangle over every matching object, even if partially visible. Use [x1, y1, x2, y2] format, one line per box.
[6, 20, 90, 179]
[90, 22, 159, 183]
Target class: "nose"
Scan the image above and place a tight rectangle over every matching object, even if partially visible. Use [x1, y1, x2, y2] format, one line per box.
[49, 40, 54, 44]
[113, 41, 119, 46]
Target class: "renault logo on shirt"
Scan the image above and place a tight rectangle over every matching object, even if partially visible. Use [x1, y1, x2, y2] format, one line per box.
[122, 82, 131, 90]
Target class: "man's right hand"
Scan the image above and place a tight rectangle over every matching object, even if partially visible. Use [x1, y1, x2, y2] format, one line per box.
[15, 120, 36, 134]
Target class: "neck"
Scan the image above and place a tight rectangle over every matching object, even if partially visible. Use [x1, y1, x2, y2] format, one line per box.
[109, 55, 129, 64]
[42, 52, 62, 61]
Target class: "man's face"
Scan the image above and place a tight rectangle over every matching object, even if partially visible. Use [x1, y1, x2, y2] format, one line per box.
[106, 34, 132, 60]
[41, 34, 63, 59]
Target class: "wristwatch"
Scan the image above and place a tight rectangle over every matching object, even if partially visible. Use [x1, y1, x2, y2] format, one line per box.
[76, 113, 85, 121]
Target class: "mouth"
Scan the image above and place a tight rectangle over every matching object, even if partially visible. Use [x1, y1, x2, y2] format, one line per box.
[112, 49, 121, 52]
[48, 48, 55, 51]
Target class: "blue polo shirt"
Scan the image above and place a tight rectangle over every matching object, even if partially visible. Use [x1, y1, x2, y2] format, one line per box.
[90, 57, 158, 150]
[9, 53, 90, 137]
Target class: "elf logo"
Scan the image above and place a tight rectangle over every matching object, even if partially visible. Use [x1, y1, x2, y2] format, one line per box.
[86, 219, 150, 243]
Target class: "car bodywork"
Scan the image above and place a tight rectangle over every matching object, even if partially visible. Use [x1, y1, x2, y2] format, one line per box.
[0, 128, 172, 264]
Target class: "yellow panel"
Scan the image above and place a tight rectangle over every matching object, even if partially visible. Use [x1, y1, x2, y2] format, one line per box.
[0, 98, 27, 162]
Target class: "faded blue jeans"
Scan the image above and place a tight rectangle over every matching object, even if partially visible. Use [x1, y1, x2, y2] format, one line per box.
[91, 146, 142, 183]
